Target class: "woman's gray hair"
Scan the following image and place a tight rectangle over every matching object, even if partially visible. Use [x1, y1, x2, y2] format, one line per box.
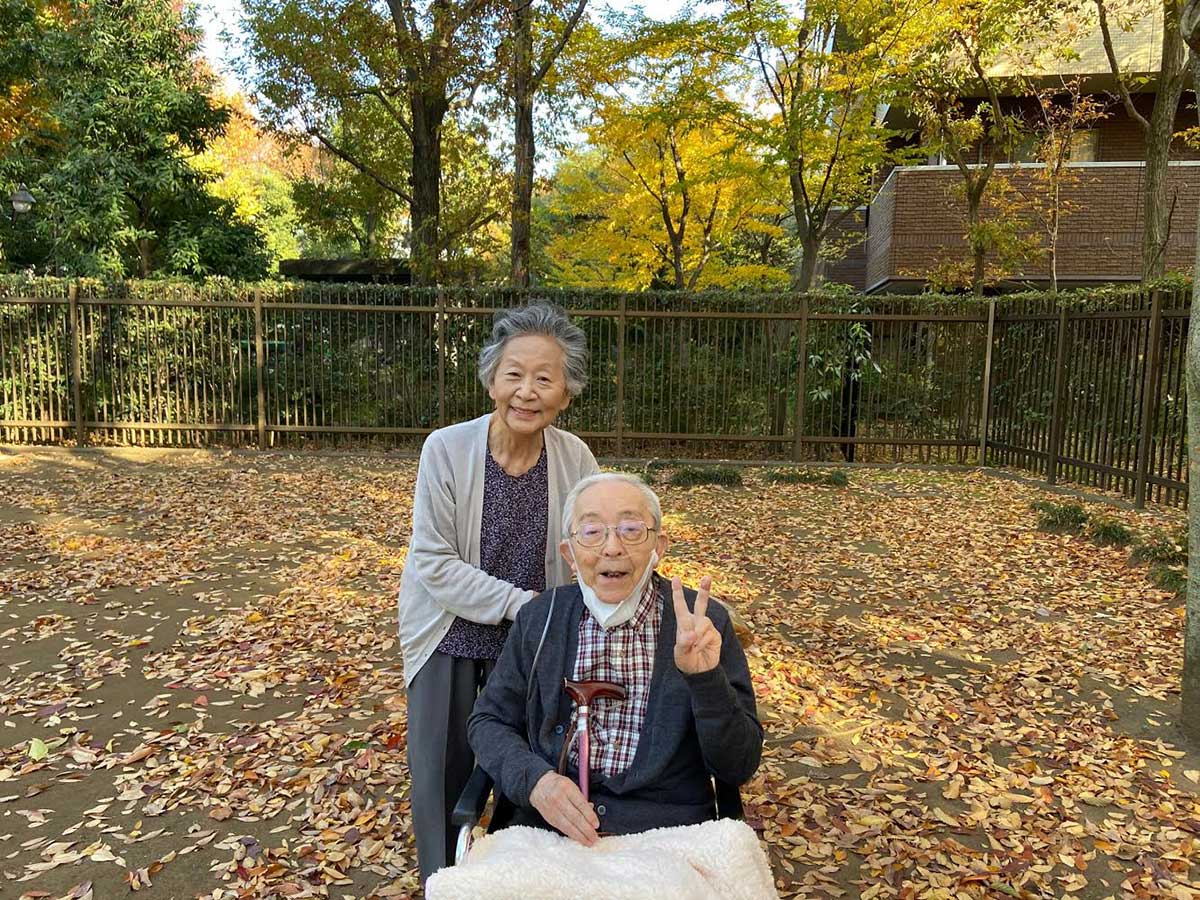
[477, 301, 589, 396]
[561, 473, 662, 536]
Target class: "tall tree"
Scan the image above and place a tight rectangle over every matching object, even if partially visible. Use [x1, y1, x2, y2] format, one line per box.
[906, 0, 1052, 295]
[1014, 82, 1109, 291]
[1095, 0, 1189, 281]
[541, 125, 785, 289]
[242, 0, 503, 283]
[541, 26, 785, 289]
[0, 0, 268, 279]
[507, 0, 588, 287]
[193, 92, 307, 266]
[0, 0, 51, 146]
[723, 0, 928, 289]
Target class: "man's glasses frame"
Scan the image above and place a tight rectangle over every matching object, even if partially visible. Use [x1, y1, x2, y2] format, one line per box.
[570, 520, 657, 548]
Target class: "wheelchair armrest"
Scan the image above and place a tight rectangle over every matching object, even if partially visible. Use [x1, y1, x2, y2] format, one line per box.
[714, 779, 743, 821]
[451, 765, 494, 827]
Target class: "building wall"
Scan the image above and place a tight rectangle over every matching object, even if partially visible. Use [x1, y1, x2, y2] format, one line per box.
[864, 162, 1200, 290]
[865, 174, 897, 290]
[821, 209, 868, 290]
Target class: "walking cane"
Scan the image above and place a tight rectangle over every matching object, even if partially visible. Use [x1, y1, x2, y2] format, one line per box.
[559, 679, 626, 802]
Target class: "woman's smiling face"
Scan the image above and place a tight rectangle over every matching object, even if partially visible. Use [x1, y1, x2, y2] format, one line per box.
[488, 334, 572, 436]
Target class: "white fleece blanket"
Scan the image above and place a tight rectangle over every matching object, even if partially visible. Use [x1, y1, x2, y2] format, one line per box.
[425, 819, 779, 900]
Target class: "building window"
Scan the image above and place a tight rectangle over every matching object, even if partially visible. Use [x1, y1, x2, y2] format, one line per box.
[1009, 134, 1040, 163]
[1067, 130, 1100, 162]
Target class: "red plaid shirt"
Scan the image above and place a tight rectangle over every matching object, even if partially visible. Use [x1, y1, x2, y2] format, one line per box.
[569, 576, 662, 777]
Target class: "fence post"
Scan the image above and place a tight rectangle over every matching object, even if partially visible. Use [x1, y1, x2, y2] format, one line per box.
[616, 294, 626, 457]
[254, 288, 266, 449]
[1134, 290, 1165, 508]
[977, 299, 996, 463]
[791, 295, 809, 462]
[1046, 304, 1070, 485]
[437, 291, 446, 428]
[67, 282, 85, 447]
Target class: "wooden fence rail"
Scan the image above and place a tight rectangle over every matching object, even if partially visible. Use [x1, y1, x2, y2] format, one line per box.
[0, 283, 1189, 507]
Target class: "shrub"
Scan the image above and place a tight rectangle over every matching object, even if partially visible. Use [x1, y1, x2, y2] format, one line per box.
[762, 468, 848, 487]
[1087, 516, 1133, 547]
[668, 465, 743, 487]
[1131, 529, 1187, 566]
[1031, 500, 1087, 533]
[1148, 563, 1187, 599]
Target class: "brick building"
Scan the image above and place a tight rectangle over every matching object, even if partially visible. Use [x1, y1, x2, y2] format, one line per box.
[834, 9, 1200, 293]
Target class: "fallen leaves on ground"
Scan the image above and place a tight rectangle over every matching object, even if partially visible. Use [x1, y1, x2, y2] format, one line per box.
[0, 449, 1196, 899]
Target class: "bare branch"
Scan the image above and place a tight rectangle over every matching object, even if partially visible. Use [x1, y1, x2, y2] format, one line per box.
[1093, 0, 1149, 132]
[307, 128, 414, 204]
[532, 0, 589, 90]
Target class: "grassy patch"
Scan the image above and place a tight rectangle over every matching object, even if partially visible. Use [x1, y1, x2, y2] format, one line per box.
[1031, 500, 1087, 533]
[763, 468, 848, 487]
[668, 465, 743, 487]
[1087, 516, 1134, 547]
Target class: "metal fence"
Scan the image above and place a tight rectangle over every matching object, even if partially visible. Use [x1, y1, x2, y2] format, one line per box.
[0, 281, 1189, 506]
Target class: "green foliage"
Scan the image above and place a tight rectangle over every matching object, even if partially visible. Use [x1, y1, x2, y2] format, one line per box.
[0, 0, 269, 279]
[1148, 563, 1187, 599]
[1086, 516, 1133, 547]
[240, 0, 507, 282]
[668, 466, 744, 487]
[1031, 500, 1087, 532]
[1131, 529, 1188, 566]
[763, 468, 848, 486]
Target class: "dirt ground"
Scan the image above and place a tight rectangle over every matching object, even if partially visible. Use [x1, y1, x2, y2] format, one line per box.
[1, 446, 1197, 900]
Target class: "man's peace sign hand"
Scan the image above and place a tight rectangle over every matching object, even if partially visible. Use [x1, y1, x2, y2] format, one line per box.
[672, 575, 721, 675]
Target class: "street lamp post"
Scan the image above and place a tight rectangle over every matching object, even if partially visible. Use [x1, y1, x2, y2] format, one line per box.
[8, 184, 60, 275]
[10, 184, 34, 220]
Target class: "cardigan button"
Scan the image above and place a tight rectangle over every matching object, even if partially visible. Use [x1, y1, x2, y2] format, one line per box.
[554, 724, 564, 735]
[596, 804, 607, 816]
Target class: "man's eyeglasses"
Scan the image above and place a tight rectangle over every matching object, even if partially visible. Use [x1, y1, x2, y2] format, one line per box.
[570, 520, 657, 548]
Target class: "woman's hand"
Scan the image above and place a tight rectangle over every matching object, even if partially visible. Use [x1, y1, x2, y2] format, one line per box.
[529, 771, 599, 846]
[672, 575, 721, 675]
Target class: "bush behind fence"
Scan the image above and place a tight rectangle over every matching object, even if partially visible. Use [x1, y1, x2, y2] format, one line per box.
[0, 278, 1189, 506]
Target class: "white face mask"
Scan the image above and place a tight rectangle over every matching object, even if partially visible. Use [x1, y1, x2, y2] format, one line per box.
[571, 548, 659, 630]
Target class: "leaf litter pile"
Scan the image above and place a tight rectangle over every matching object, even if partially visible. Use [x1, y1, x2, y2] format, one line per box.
[1, 447, 1197, 899]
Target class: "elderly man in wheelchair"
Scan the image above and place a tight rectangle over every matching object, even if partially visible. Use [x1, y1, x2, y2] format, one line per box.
[425, 473, 774, 899]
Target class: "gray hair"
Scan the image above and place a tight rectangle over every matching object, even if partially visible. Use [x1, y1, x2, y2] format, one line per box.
[561, 473, 662, 536]
[477, 301, 589, 396]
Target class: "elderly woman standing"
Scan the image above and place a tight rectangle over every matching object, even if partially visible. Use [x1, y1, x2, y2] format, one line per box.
[399, 302, 599, 884]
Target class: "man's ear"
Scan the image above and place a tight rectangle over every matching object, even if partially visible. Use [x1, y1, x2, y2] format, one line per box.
[655, 529, 668, 561]
[558, 539, 576, 572]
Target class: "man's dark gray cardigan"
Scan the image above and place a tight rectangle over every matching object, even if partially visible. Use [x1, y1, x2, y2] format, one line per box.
[467, 575, 763, 836]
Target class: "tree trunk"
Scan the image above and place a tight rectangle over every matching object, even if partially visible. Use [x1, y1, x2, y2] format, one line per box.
[1143, 4, 1188, 280]
[671, 235, 686, 290]
[1142, 105, 1179, 280]
[1180, 40, 1200, 741]
[1186, 225, 1200, 738]
[510, 0, 534, 288]
[966, 190, 986, 296]
[410, 87, 447, 285]
[364, 209, 377, 258]
[796, 232, 821, 291]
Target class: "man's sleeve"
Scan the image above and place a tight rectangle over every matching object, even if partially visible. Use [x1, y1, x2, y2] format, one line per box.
[467, 607, 555, 805]
[407, 432, 534, 623]
[681, 612, 764, 786]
